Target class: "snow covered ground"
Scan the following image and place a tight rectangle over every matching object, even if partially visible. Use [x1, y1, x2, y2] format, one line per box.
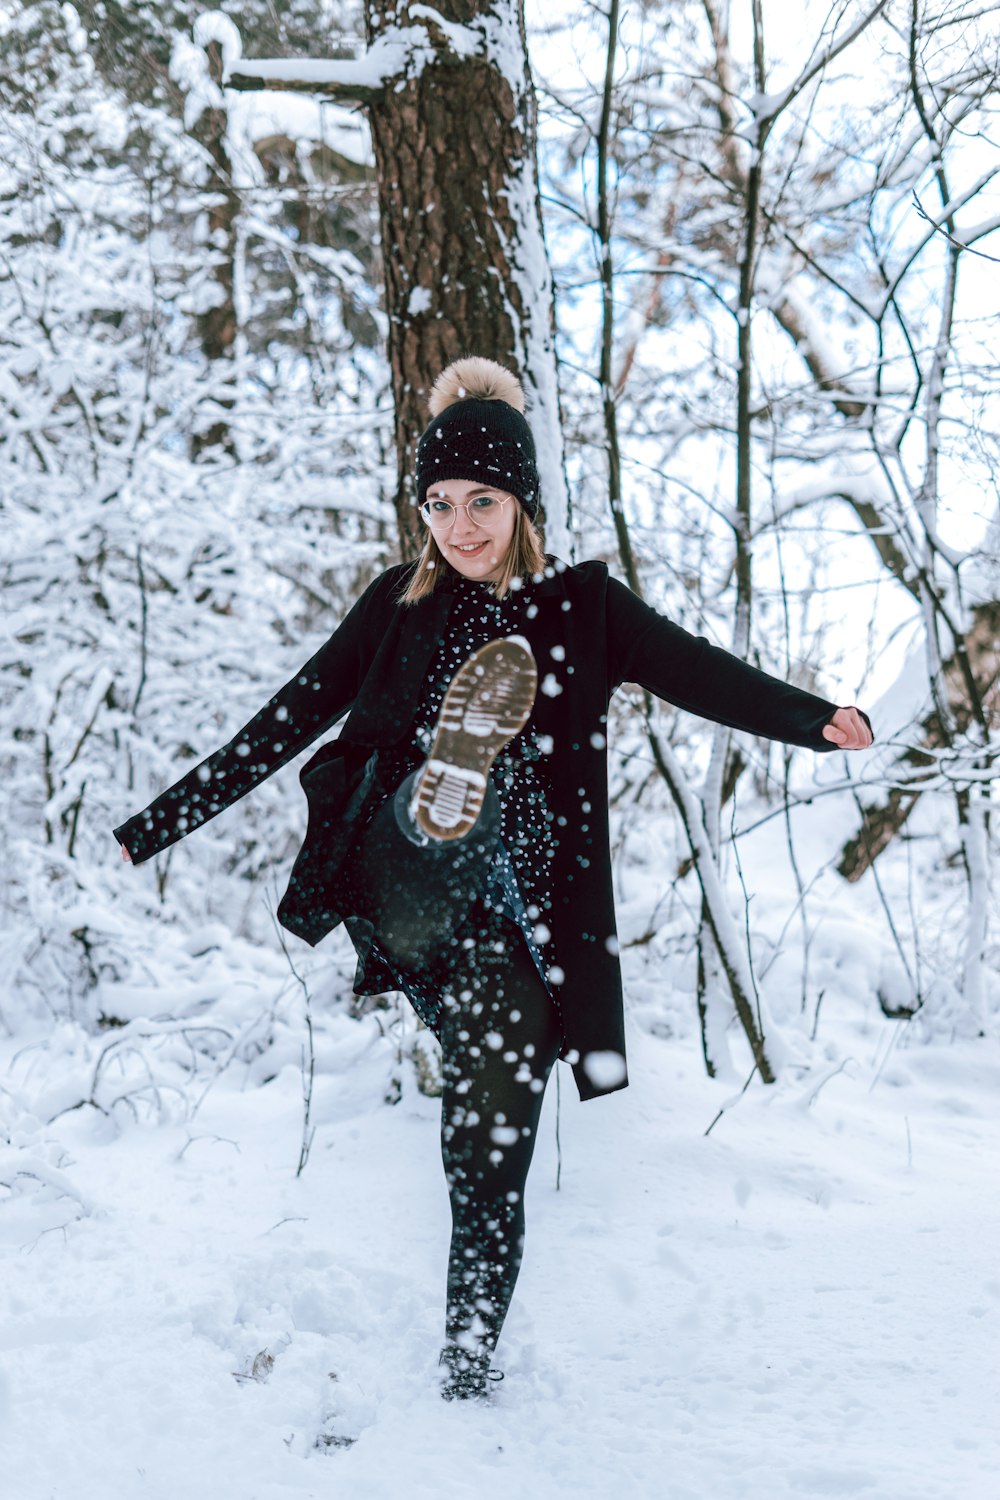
[3, 991, 998, 1500]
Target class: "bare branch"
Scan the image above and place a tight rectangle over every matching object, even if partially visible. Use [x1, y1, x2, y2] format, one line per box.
[913, 190, 1000, 263]
[749, 0, 891, 135]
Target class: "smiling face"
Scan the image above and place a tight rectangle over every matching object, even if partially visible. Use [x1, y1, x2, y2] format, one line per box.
[420, 477, 519, 583]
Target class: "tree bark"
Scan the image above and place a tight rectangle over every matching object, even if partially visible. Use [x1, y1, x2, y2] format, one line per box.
[232, 2, 567, 557]
[364, 0, 564, 555]
[190, 38, 238, 458]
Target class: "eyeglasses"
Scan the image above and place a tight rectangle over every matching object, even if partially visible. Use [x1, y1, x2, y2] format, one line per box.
[419, 493, 512, 531]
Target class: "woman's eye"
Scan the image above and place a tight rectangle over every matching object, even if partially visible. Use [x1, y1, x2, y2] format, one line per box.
[431, 500, 453, 512]
[473, 495, 497, 509]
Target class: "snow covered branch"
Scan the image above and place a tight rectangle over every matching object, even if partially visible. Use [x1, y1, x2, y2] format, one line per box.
[225, 16, 485, 104]
[746, 0, 891, 132]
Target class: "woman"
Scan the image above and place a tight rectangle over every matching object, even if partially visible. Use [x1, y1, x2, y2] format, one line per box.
[115, 357, 873, 1401]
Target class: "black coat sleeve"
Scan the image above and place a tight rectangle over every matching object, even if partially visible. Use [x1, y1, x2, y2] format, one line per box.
[113, 568, 396, 864]
[605, 574, 869, 752]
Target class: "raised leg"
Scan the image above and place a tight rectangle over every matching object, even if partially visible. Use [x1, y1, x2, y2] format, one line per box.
[350, 769, 501, 970]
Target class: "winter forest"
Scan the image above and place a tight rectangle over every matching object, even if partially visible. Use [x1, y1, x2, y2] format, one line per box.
[2, 0, 999, 1493]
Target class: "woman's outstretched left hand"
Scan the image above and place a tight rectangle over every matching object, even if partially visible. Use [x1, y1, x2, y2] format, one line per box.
[822, 706, 873, 750]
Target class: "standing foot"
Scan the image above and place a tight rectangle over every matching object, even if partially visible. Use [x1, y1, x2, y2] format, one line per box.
[437, 1344, 505, 1402]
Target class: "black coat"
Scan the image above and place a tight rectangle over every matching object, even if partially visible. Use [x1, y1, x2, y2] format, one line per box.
[114, 555, 850, 1102]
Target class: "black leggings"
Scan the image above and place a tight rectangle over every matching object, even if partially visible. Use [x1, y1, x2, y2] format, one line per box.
[437, 917, 561, 1362]
[351, 770, 561, 1363]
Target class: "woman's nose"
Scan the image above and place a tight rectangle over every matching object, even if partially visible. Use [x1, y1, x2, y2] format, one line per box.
[451, 508, 478, 538]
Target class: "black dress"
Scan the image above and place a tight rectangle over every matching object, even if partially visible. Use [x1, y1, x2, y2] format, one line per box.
[341, 570, 558, 1035]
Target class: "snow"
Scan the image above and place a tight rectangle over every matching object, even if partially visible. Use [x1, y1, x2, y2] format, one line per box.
[407, 286, 433, 317]
[226, 31, 429, 93]
[170, 34, 225, 133]
[222, 87, 373, 171]
[480, 0, 570, 557]
[956, 210, 1000, 250]
[408, 5, 483, 60]
[581, 1049, 627, 1088]
[3, 1004, 999, 1499]
[3, 2, 999, 1492]
[192, 11, 242, 72]
[745, 87, 794, 124]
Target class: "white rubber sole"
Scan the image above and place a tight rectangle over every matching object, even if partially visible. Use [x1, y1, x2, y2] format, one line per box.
[410, 636, 538, 841]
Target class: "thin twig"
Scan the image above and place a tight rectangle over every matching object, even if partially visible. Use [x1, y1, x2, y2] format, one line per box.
[270, 905, 317, 1177]
[704, 1064, 760, 1137]
[555, 1065, 562, 1193]
[133, 542, 149, 717]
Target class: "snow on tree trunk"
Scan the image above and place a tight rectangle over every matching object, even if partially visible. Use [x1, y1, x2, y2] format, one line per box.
[960, 784, 991, 1032]
[174, 26, 241, 458]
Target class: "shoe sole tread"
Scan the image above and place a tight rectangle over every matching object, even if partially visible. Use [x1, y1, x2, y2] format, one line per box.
[412, 638, 537, 840]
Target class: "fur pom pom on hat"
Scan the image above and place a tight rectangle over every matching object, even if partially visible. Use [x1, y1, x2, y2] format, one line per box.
[427, 357, 525, 416]
[415, 357, 540, 520]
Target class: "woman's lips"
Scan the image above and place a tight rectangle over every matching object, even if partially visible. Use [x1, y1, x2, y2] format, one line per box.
[451, 540, 488, 556]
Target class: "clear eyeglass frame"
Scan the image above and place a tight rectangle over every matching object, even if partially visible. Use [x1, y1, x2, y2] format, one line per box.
[418, 493, 512, 531]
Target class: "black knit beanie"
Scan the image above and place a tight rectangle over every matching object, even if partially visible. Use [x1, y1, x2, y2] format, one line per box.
[414, 359, 541, 521]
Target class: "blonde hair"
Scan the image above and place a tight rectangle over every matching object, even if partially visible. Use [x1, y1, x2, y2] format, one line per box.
[400, 503, 547, 605]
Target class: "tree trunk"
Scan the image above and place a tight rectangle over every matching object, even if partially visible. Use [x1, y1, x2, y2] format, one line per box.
[364, 0, 565, 556]
[229, 1, 567, 556]
[190, 38, 238, 459]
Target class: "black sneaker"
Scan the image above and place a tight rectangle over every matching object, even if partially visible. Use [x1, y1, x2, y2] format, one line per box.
[410, 636, 537, 842]
[438, 1345, 505, 1402]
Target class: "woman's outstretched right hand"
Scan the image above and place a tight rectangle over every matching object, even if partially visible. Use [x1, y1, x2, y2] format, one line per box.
[120, 844, 133, 864]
